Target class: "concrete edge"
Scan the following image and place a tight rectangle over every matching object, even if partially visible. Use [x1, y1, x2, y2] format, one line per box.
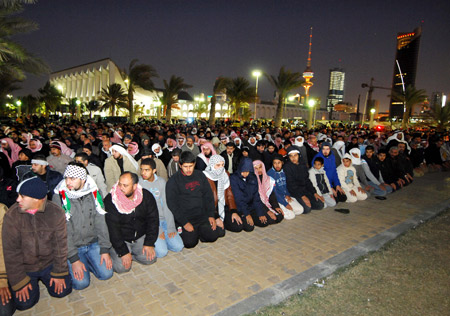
[214, 197, 450, 316]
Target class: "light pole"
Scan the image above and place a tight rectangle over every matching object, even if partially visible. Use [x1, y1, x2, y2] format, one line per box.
[16, 100, 22, 117]
[76, 99, 81, 119]
[369, 108, 376, 127]
[308, 99, 316, 127]
[252, 70, 261, 121]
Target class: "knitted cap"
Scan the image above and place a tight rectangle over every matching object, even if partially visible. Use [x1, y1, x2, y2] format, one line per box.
[17, 177, 47, 199]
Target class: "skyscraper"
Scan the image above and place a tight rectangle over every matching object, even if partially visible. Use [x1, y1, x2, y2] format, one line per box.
[389, 26, 422, 118]
[326, 68, 345, 112]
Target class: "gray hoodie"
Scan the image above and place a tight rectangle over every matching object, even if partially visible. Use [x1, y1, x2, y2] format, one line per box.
[139, 175, 177, 235]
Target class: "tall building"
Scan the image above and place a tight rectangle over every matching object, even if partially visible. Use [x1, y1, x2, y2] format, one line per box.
[326, 68, 345, 112]
[430, 91, 444, 108]
[389, 26, 422, 118]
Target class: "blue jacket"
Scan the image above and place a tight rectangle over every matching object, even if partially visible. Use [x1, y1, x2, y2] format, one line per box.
[312, 151, 341, 187]
[229, 158, 265, 216]
[267, 167, 290, 207]
[23, 167, 63, 199]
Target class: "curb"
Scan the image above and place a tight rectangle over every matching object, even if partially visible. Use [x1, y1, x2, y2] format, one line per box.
[214, 197, 450, 316]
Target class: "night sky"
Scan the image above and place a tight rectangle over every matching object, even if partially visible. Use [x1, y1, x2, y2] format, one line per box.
[16, 0, 450, 112]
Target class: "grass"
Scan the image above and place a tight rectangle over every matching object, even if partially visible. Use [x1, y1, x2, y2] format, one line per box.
[251, 210, 450, 316]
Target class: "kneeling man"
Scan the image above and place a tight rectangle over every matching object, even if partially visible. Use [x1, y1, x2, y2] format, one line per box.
[104, 172, 159, 273]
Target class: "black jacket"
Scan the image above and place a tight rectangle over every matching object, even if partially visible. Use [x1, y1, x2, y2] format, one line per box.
[104, 189, 159, 257]
[284, 160, 316, 199]
[166, 169, 215, 226]
[220, 151, 240, 174]
[23, 167, 63, 200]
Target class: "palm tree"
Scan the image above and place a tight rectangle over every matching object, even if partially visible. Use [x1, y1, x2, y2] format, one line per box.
[226, 77, 256, 121]
[193, 102, 208, 119]
[208, 76, 231, 125]
[21, 94, 38, 115]
[391, 85, 427, 129]
[0, 0, 49, 81]
[98, 83, 128, 116]
[427, 101, 450, 132]
[121, 59, 158, 123]
[38, 81, 63, 117]
[265, 67, 304, 127]
[86, 100, 100, 119]
[160, 75, 192, 123]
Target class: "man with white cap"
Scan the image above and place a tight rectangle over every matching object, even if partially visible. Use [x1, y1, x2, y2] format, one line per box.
[2, 176, 72, 311]
[23, 154, 63, 200]
[53, 162, 113, 290]
[104, 144, 138, 192]
[284, 147, 324, 214]
[47, 141, 73, 175]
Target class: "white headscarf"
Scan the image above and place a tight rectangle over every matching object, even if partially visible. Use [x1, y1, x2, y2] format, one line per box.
[332, 140, 346, 159]
[294, 136, 304, 147]
[349, 148, 362, 165]
[151, 143, 163, 157]
[203, 155, 230, 221]
[111, 144, 139, 170]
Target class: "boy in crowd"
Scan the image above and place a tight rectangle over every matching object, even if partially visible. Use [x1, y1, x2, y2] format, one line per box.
[308, 157, 336, 208]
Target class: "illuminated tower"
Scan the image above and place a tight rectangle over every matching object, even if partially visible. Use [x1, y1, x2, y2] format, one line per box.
[303, 27, 315, 129]
[389, 26, 422, 118]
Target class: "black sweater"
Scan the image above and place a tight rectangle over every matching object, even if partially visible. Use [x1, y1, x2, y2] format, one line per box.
[166, 169, 215, 226]
[104, 190, 159, 257]
[284, 161, 316, 198]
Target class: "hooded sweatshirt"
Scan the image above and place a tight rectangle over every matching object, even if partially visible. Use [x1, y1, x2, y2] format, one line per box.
[229, 158, 265, 216]
[308, 166, 332, 196]
[337, 154, 362, 190]
[312, 142, 341, 188]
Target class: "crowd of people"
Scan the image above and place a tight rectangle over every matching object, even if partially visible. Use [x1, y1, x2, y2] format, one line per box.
[0, 116, 449, 315]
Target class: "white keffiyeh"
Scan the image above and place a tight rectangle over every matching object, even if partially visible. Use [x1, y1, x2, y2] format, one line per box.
[203, 155, 230, 220]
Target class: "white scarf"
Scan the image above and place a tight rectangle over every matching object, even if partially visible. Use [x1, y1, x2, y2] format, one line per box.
[203, 155, 230, 220]
[111, 144, 139, 170]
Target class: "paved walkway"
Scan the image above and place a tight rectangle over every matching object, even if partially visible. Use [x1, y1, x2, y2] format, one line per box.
[16, 173, 450, 316]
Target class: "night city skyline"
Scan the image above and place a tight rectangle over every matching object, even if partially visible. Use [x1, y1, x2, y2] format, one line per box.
[15, 0, 450, 113]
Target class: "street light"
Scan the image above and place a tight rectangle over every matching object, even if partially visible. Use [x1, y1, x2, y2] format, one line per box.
[308, 99, 316, 127]
[369, 108, 376, 127]
[16, 100, 22, 117]
[252, 70, 261, 121]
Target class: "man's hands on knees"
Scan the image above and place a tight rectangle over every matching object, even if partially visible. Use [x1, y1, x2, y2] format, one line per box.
[246, 214, 254, 226]
[121, 253, 133, 270]
[50, 278, 67, 295]
[183, 222, 194, 232]
[208, 217, 216, 230]
[100, 253, 113, 270]
[0, 287, 11, 305]
[142, 246, 155, 262]
[231, 213, 242, 225]
[15, 283, 32, 302]
[72, 260, 87, 280]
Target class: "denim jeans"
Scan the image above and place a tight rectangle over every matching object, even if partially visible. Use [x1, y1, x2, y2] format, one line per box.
[367, 180, 393, 196]
[68, 242, 113, 290]
[154, 220, 184, 258]
[11, 264, 72, 311]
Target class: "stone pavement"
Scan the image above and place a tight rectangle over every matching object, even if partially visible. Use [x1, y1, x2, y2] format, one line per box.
[16, 173, 450, 316]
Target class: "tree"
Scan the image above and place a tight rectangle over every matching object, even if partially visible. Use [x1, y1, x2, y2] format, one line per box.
[86, 100, 100, 119]
[391, 85, 427, 129]
[121, 59, 158, 123]
[38, 81, 63, 116]
[427, 101, 450, 132]
[193, 102, 208, 119]
[98, 83, 128, 116]
[226, 77, 255, 121]
[0, 0, 49, 81]
[265, 66, 304, 127]
[160, 75, 192, 123]
[21, 94, 38, 115]
[208, 76, 231, 125]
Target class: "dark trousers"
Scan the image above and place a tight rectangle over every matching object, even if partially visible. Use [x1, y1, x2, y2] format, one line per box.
[11, 264, 72, 311]
[0, 299, 14, 316]
[252, 209, 284, 227]
[179, 219, 220, 248]
[224, 211, 255, 232]
[294, 192, 325, 214]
